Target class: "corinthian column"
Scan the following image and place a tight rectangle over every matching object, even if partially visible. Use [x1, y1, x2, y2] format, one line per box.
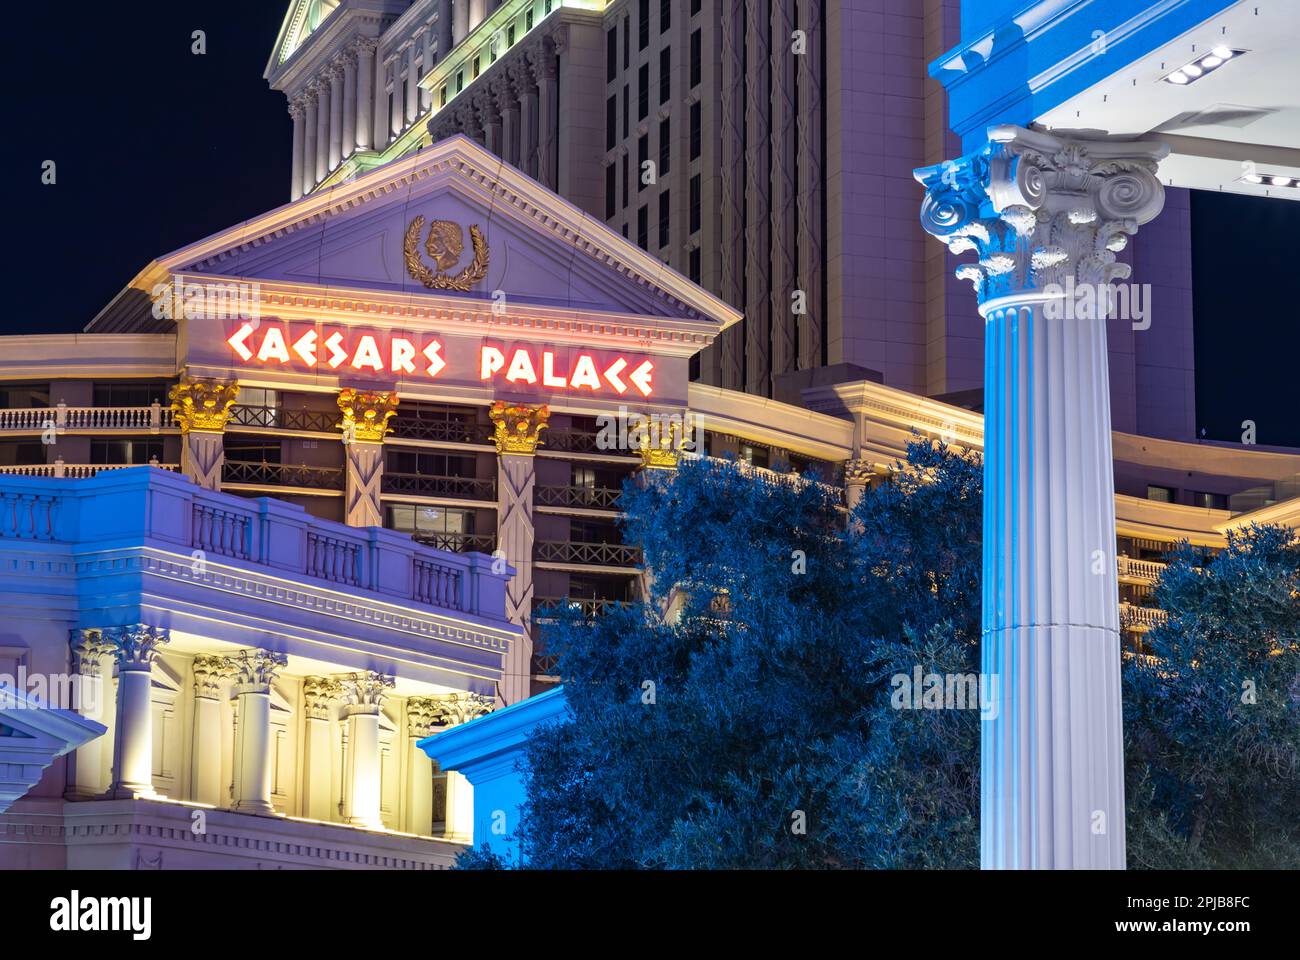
[289, 98, 306, 201]
[405, 43, 420, 127]
[328, 64, 344, 171]
[226, 649, 288, 816]
[67, 629, 115, 799]
[169, 373, 239, 491]
[190, 655, 231, 806]
[105, 625, 170, 799]
[405, 698, 439, 835]
[916, 125, 1168, 870]
[490, 401, 549, 704]
[494, 76, 519, 167]
[340, 671, 394, 829]
[337, 388, 398, 527]
[315, 77, 331, 183]
[533, 37, 558, 189]
[438, 0, 454, 61]
[512, 58, 538, 179]
[303, 86, 319, 193]
[341, 50, 357, 160]
[356, 39, 376, 151]
[301, 677, 341, 821]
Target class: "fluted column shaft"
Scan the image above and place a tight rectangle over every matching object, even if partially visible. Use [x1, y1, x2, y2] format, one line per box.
[916, 125, 1169, 870]
[405, 43, 420, 125]
[438, 0, 454, 59]
[67, 631, 114, 799]
[315, 78, 331, 184]
[389, 58, 404, 139]
[328, 68, 344, 171]
[357, 40, 376, 151]
[303, 91, 319, 193]
[535, 40, 558, 190]
[342, 54, 357, 159]
[106, 626, 169, 799]
[227, 650, 287, 816]
[302, 678, 340, 821]
[341, 672, 394, 829]
[289, 101, 305, 201]
[190, 656, 228, 806]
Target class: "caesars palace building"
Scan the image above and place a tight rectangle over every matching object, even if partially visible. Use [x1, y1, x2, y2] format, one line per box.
[0, 0, 1297, 869]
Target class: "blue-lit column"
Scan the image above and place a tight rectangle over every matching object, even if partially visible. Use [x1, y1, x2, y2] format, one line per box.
[916, 126, 1168, 869]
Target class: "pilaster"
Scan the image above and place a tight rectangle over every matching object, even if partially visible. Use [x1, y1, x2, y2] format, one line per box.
[337, 388, 398, 528]
[66, 629, 115, 799]
[169, 372, 239, 491]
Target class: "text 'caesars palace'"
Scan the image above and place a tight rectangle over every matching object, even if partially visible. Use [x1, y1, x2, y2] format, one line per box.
[1, 0, 1296, 868]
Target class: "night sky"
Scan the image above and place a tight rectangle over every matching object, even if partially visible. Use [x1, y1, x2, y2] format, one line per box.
[4, 1, 1297, 447]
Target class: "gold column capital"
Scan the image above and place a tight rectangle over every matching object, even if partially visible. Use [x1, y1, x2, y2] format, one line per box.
[489, 400, 549, 455]
[337, 388, 399, 443]
[169, 372, 239, 434]
[638, 422, 685, 471]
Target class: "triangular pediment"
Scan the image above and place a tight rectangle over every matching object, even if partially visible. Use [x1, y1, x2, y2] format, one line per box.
[143, 136, 738, 330]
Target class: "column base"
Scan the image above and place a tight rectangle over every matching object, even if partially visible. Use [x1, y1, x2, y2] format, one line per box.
[346, 815, 385, 831]
[108, 783, 157, 800]
[231, 799, 278, 817]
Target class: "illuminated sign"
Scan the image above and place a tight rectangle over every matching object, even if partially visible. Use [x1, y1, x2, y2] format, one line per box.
[225, 323, 655, 397]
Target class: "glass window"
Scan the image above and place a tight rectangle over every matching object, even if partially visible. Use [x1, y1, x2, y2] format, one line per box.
[606, 25, 617, 82]
[1146, 485, 1175, 503]
[690, 29, 701, 87]
[659, 47, 671, 104]
[638, 63, 649, 120]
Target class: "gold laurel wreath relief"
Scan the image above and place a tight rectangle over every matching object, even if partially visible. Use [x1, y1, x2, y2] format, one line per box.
[403, 216, 490, 291]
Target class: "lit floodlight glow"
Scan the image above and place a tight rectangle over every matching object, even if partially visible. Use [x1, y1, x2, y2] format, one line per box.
[1212, 45, 1233, 59]
[1162, 47, 1246, 85]
[1166, 71, 1189, 84]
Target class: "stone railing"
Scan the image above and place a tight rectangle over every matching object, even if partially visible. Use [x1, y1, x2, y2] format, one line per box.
[0, 467, 509, 620]
[1120, 603, 1168, 632]
[0, 404, 174, 432]
[1117, 556, 1166, 583]
[0, 461, 180, 479]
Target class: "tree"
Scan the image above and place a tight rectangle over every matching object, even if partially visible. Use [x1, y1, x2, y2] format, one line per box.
[1123, 524, 1300, 869]
[513, 440, 983, 869]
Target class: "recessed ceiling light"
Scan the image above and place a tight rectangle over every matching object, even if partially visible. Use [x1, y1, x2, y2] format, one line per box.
[1237, 171, 1298, 189]
[1162, 48, 1247, 85]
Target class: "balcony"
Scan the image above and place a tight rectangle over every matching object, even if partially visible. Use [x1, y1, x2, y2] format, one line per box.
[534, 484, 622, 511]
[0, 404, 174, 434]
[534, 540, 642, 570]
[540, 429, 639, 460]
[388, 417, 494, 446]
[1117, 555, 1167, 584]
[0, 460, 180, 479]
[0, 467, 519, 686]
[1120, 602, 1169, 633]
[533, 596, 627, 619]
[228, 404, 338, 433]
[222, 461, 346, 490]
[381, 472, 496, 501]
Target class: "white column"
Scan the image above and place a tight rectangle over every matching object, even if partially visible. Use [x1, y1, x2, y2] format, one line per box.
[301, 677, 341, 821]
[424, 694, 491, 840]
[515, 58, 538, 179]
[341, 672, 394, 830]
[420, 31, 433, 111]
[190, 655, 229, 807]
[495, 76, 518, 167]
[225, 649, 287, 816]
[342, 52, 357, 160]
[917, 125, 1168, 870]
[315, 77, 331, 184]
[357, 39, 376, 151]
[469, 0, 486, 33]
[106, 625, 169, 799]
[67, 630, 114, 799]
[389, 58, 403, 140]
[328, 65, 344, 171]
[303, 87, 319, 192]
[405, 43, 420, 127]
[289, 99, 306, 201]
[405, 698, 438, 835]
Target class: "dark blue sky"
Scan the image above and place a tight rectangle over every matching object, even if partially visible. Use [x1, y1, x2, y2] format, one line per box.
[3, 1, 1297, 446]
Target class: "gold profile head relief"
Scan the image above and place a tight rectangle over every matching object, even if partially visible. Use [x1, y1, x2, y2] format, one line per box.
[404, 214, 489, 291]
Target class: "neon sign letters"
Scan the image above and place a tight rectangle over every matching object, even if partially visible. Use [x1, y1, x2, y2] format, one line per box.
[225, 323, 655, 397]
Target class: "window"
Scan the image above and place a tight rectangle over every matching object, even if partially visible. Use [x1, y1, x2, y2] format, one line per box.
[637, 134, 648, 191]
[691, 0, 702, 15]
[621, 153, 629, 209]
[638, 63, 649, 120]
[1192, 491, 1229, 510]
[659, 47, 671, 104]
[387, 504, 472, 536]
[238, 387, 278, 409]
[689, 174, 701, 233]
[386, 449, 476, 478]
[0, 383, 49, 408]
[571, 519, 620, 544]
[658, 117, 670, 175]
[472, 56, 480, 79]
[639, 0, 650, 50]
[223, 438, 280, 464]
[455, 70, 464, 93]
[690, 101, 701, 158]
[622, 84, 629, 138]
[508, 23, 516, 47]
[658, 190, 670, 248]
[606, 26, 618, 82]
[690, 29, 701, 87]
[637, 205, 648, 250]
[689, 351, 701, 381]
[606, 95, 617, 150]
[1146, 485, 1175, 503]
[661, 0, 672, 32]
[689, 247, 701, 283]
[526, 8, 534, 30]
[622, 15, 629, 69]
[93, 439, 165, 465]
[0, 441, 45, 466]
[605, 164, 617, 218]
[93, 382, 168, 407]
[439, 85, 447, 107]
